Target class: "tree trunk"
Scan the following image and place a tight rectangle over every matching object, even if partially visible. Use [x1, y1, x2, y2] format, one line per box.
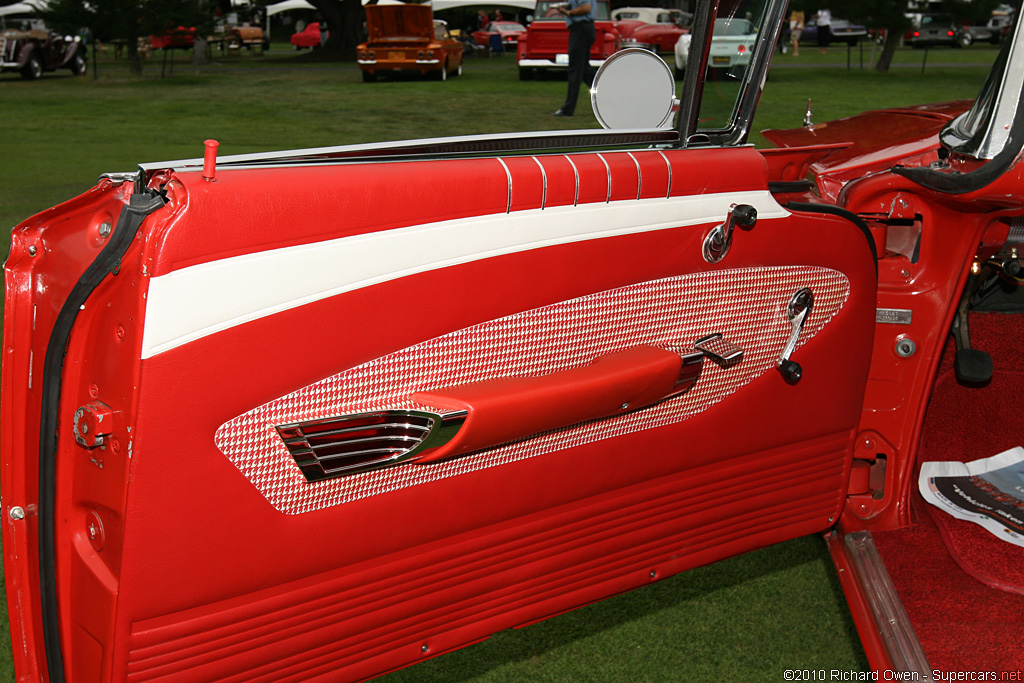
[192, 36, 210, 65]
[874, 28, 901, 73]
[128, 38, 143, 76]
[309, 0, 365, 60]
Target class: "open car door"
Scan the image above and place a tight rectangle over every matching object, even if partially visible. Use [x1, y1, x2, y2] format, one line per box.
[1, 1, 879, 680]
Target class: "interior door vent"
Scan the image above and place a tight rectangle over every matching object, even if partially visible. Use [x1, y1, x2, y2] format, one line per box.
[276, 409, 466, 481]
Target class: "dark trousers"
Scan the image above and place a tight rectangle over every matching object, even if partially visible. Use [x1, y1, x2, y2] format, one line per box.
[817, 24, 831, 48]
[561, 21, 596, 115]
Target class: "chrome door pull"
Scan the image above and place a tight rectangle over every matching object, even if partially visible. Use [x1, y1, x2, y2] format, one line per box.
[694, 333, 744, 368]
[702, 203, 757, 263]
[777, 288, 813, 384]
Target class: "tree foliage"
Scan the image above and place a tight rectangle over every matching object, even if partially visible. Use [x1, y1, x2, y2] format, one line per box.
[43, 0, 221, 74]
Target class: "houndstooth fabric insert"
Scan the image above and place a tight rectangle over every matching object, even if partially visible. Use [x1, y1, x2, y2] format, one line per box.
[214, 266, 850, 514]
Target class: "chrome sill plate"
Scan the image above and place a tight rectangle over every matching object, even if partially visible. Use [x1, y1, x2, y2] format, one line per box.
[844, 531, 932, 677]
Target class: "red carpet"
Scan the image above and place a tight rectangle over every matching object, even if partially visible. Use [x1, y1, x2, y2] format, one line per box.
[921, 366, 1024, 596]
[872, 312, 1024, 672]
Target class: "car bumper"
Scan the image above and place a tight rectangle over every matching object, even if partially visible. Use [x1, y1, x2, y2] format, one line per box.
[517, 58, 606, 69]
[359, 59, 441, 67]
[706, 54, 752, 68]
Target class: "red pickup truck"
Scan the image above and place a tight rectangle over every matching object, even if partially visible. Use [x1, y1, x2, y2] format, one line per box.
[516, 0, 620, 80]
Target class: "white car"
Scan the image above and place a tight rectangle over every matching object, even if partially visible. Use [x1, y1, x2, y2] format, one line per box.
[674, 17, 756, 77]
[612, 7, 690, 24]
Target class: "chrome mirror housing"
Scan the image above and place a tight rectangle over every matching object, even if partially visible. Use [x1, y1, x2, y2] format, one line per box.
[590, 48, 678, 130]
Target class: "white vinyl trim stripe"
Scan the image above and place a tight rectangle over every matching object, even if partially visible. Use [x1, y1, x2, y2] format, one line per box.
[140, 191, 788, 358]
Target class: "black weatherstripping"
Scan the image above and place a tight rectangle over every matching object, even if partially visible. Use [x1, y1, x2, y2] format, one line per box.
[786, 201, 879, 278]
[891, 38, 1024, 195]
[768, 180, 816, 194]
[37, 190, 164, 683]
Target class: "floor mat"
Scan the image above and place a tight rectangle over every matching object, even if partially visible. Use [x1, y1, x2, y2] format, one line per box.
[872, 312, 1024, 671]
[919, 367, 1024, 595]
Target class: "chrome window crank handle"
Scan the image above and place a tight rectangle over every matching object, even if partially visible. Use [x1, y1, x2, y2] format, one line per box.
[778, 288, 813, 384]
[703, 203, 758, 264]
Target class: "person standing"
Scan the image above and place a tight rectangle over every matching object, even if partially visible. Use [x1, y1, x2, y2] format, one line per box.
[816, 8, 831, 54]
[789, 10, 804, 56]
[552, 0, 596, 117]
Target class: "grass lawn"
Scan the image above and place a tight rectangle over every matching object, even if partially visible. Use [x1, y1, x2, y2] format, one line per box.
[0, 41, 998, 681]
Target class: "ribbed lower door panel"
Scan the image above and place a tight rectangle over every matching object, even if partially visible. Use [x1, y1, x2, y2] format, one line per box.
[125, 431, 849, 683]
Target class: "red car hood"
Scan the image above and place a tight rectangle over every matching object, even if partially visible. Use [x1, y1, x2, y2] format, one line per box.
[366, 4, 433, 43]
[762, 101, 970, 169]
[761, 101, 972, 196]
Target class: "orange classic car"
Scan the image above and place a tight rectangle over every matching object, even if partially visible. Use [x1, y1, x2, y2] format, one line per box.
[357, 4, 463, 82]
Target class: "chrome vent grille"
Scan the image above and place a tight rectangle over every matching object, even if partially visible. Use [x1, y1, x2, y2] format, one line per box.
[277, 409, 464, 481]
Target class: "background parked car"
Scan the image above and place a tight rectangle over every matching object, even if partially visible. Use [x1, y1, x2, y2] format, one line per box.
[611, 7, 690, 25]
[290, 21, 321, 49]
[790, 17, 867, 47]
[358, 4, 463, 82]
[674, 16, 754, 77]
[0, 18, 87, 79]
[911, 14, 972, 48]
[471, 21, 526, 51]
[615, 8, 692, 53]
[516, 0, 619, 80]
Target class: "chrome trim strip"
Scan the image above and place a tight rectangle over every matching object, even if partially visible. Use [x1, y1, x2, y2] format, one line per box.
[136, 129, 679, 174]
[532, 156, 548, 210]
[596, 153, 612, 203]
[565, 155, 580, 206]
[627, 152, 642, 200]
[844, 531, 932, 676]
[496, 157, 512, 214]
[658, 150, 672, 199]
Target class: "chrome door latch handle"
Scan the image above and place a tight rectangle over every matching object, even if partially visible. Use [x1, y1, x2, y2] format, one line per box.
[777, 288, 813, 384]
[694, 333, 744, 368]
[702, 203, 758, 264]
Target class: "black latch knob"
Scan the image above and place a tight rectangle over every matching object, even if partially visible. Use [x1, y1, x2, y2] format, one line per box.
[778, 359, 803, 384]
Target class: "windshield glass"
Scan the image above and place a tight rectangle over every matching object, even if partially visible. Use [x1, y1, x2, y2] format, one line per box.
[714, 17, 754, 35]
[921, 14, 953, 27]
[696, 0, 770, 134]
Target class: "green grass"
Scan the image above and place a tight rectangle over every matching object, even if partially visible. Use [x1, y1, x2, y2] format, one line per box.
[0, 43, 1000, 681]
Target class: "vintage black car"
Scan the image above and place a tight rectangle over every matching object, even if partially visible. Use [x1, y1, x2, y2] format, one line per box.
[0, 18, 87, 79]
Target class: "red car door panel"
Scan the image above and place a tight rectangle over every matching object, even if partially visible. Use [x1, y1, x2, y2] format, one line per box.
[12, 144, 876, 682]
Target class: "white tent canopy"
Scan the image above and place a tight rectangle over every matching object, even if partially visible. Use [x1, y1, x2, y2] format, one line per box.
[432, 0, 536, 10]
[0, 0, 48, 18]
[266, 0, 316, 17]
[266, 0, 536, 15]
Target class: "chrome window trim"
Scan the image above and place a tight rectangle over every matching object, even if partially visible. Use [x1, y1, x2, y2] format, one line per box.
[941, 18, 1024, 160]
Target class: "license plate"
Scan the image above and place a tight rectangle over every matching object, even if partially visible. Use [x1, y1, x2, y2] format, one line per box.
[712, 56, 730, 65]
[388, 51, 405, 61]
[555, 53, 569, 65]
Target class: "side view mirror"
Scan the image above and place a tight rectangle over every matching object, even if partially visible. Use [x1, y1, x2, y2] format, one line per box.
[590, 48, 678, 130]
